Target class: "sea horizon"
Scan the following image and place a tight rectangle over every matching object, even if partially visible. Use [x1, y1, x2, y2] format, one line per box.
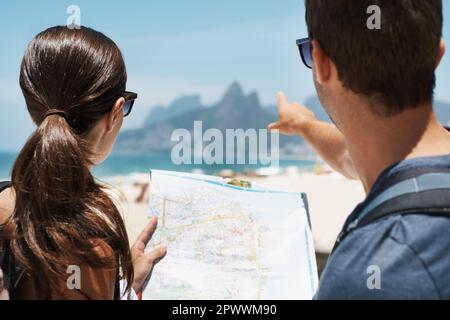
[0, 151, 318, 180]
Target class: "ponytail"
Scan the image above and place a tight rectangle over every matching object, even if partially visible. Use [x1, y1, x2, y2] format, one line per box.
[7, 113, 133, 298]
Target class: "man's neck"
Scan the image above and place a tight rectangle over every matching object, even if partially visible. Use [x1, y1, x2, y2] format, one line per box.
[340, 102, 450, 193]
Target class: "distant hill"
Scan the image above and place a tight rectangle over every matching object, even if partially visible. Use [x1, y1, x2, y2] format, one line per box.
[301, 97, 450, 126]
[114, 84, 450, 155]
[435, 101, 450, 126]
[115, 82, 307, 155]
[144, 95, 204, 126]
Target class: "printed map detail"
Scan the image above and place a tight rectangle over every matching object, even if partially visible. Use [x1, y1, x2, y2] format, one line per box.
[143, 170, 318, 300]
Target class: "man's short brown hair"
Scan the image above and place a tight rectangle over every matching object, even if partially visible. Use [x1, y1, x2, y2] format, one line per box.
[305, 0, 443, 116]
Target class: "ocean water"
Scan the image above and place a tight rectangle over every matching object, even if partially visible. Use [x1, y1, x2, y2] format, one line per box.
[0, 152, 316, 179]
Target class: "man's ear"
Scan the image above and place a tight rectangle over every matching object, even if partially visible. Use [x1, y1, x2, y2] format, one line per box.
[436, 38, 446, 68]
[311, 40, 333, 84]
[106, 97, 125, 132]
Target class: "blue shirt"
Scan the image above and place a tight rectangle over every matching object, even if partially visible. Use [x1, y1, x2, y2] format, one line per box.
[315, 154, 450, 300]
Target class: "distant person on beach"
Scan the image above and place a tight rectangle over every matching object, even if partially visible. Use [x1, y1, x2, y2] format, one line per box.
[270, 0, 450, 299]
[0, 26, 166, 299]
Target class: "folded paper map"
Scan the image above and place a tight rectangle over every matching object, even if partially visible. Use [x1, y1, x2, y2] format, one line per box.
[143, 170, 318, 300]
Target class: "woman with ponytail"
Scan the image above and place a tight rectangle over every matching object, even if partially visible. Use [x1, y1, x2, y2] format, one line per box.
[0, 26, 167, 299]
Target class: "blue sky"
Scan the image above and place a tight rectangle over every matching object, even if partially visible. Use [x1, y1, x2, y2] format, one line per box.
[0, 0, 449, 151]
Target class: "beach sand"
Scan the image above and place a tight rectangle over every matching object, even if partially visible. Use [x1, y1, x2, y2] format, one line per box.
[108, 169, 366, 256]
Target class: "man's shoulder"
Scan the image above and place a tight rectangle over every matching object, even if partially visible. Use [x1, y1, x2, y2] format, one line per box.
[316, 214, 450, 300]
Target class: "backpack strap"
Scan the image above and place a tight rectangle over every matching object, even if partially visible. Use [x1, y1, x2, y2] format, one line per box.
[0, 181, 17, 299]
[0, 181, 11, 193]
[333, 170, 450, 253]
[0, 246, 17, 299]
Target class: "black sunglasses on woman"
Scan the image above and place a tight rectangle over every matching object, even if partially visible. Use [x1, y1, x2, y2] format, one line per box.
[123, 91, 137, 117]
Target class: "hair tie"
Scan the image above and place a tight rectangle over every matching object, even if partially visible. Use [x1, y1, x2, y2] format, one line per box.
[44, 109, 68, 120]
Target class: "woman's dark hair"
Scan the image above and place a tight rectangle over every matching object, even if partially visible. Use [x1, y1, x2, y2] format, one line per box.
[2, 26, 133, 298]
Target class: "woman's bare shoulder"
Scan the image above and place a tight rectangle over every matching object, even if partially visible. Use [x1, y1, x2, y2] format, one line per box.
[0, 188, 15, 224]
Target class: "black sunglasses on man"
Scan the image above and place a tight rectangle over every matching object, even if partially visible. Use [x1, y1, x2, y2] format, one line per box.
[296, 38, 313, 69]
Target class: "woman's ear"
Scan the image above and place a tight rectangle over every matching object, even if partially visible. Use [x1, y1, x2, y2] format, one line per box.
[436, 38, 446, 68]
[106, 97, 125, 132]
[311, 40, 333, 85]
